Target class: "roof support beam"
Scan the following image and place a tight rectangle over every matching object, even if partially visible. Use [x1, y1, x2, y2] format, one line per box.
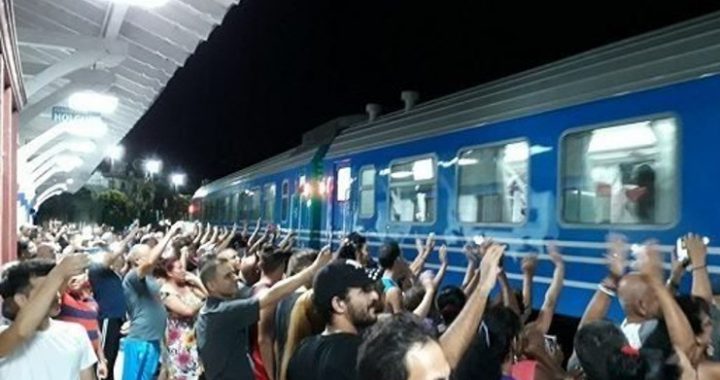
[101, 3, 129, 40]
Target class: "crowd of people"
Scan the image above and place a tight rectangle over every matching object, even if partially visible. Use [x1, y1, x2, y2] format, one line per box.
[1, 219, 719, 380]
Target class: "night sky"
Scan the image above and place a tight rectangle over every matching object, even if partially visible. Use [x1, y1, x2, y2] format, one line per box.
[121, 0, 720, 190]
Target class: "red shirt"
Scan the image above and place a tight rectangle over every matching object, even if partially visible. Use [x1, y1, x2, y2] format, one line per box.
[57, 291, 100, 351]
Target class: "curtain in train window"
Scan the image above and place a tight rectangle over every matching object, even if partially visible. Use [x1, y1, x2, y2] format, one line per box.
[281, 181, 290, 221]
[560, 117, 678, 225]
[264, 184, 276, 221]
[337, 167, 352, 202]
[457, 141, 529, 224]
[359, 167, 376, 218]
[389, 157, 436, 223]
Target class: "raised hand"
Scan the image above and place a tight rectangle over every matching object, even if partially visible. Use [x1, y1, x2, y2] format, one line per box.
[685, 233, 707, 268]
[522, 254, 538, 274]
[479, 244, 505, 291]
[419, 270, 435, 290]
[439, 245, 448, 266]
[605, 234, 628, 279]
[425, 232, 435, 251]
[55, 253, 91, 279]
[547, 242, 563, 267]
[637, 241, 664, 283]
[314, 245, 333, 268]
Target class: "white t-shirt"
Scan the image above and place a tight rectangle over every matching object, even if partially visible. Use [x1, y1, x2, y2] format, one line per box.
[0, 319, 97, 379]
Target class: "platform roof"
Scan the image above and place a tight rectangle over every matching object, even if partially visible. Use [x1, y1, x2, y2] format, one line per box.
[16, 0, 238, 196]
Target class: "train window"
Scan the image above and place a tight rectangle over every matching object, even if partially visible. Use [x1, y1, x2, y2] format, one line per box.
[264, 184, 276, 221]
[251, 188, 261, 219]
[359, 166, 375, 218]
[337, 167, 352, 202]
[560, 117, 678, 226]
[389, 156, 436, 223]
[281, 180, 290, 221]
[457, 140, 529, 224]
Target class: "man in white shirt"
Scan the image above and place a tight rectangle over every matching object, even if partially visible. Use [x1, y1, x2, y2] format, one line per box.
[0, 255, 97, 380]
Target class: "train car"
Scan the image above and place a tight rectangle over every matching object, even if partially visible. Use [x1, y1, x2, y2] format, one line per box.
[193, 12, 720, 320]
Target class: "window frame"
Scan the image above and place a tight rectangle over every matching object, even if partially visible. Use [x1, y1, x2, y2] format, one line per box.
[557, 113, 681, 230]
[387, 153, 438, 226]
[455, 138, 531, 227]
[358, 165, 376, 219]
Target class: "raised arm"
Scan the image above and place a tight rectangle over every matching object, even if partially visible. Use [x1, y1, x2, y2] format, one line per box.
[192, 223, 203, 246]
[200, 223, 212, 244]
[216, 224, 238, 252]
[209, 226, 220, 244]
[461, 244, 478, 292]
[498, 263, 521, 316]
[578, 236, 626, 328]
[0, 254, 90, 357]
[278, 230, 297, 251]
[639, 244, 698, 363]
[409, 233, 435, 277]
[257, 246, 332, 310]
[102, 222, 140, 268]
[440, 244, 504, 369]
[687, 233, 712, 304]
[138, 222, 182, 278]
[248, 218, 262, 246]
[535, 244, 565, 334]
[521, 254, 538, 321]
[413, 246, 449, 318]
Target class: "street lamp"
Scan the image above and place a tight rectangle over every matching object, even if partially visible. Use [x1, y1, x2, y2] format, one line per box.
[170, 173, 186, 191]
[144, 159, 162, 179]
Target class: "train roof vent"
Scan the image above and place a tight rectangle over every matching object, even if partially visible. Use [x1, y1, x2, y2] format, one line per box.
[366, 103, 382, 122]
[401, 90, 419, 112]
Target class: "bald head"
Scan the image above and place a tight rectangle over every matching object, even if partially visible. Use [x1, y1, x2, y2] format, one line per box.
[129, 244, 151, 266]
[618, 273, 660, 321]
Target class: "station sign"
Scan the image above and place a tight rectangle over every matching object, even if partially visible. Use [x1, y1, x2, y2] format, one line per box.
[51, 106, 101, 122]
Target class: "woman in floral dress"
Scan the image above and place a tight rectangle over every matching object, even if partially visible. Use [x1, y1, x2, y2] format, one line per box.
[159, 256, 207, 380]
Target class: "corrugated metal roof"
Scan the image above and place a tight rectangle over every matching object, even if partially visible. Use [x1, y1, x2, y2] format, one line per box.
[326, 11, 720, 158]
[15, 0, 238, 197]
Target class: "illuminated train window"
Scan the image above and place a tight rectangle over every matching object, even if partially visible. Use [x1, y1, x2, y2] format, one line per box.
[389, 156, 436, 223]
[457, 140, 529, 224]
[560, 117, 678, 226]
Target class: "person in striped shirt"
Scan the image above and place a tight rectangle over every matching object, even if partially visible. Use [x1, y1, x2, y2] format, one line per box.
[58, 272, 108, 379]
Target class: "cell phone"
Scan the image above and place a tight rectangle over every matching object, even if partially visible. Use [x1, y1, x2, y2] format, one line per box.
[473, 235, 485, 246]
[544, 335, 559, 354]
[676, 238, 689, 263]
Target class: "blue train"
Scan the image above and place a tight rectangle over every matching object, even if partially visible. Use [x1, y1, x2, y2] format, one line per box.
[191, 13, 720, 320]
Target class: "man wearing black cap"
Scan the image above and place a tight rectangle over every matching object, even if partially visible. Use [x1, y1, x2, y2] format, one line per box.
[286, 260, 380, 380]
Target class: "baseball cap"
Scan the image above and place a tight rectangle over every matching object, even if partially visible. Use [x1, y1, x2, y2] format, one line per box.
[313, 260, 376, 312]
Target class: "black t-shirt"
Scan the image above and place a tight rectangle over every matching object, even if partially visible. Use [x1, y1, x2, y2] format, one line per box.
[287, 333, 361, 380]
